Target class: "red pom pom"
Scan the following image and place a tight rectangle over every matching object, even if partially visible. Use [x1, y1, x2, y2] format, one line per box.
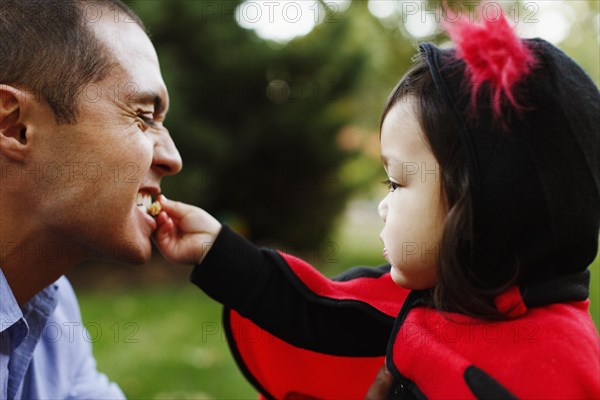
[444, 5, 536, 117]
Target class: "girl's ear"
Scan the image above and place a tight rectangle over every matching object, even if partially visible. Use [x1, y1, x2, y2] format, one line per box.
[0, 85, 30, 162]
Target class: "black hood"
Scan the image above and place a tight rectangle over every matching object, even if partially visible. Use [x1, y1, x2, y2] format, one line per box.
[420, 39, 600, 288]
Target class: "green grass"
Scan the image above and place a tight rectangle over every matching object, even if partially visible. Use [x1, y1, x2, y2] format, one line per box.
[78, 285, 256, 399]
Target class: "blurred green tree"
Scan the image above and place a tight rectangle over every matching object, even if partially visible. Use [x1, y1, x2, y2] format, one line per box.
[126, 0, 377, 249]
[124, 0, 600, 254]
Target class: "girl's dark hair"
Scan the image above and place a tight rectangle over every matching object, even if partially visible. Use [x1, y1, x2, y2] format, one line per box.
[381, 54, 508, 320]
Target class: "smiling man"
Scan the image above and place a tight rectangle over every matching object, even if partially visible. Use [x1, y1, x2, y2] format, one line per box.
[0, 0, 181, 398]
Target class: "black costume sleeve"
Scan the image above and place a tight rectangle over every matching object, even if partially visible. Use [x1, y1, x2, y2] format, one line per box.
[190, 225, 410, 399]
[191, 225, 400, 355]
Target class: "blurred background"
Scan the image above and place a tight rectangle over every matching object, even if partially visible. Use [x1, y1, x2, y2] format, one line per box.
[68, 1, 600, 398]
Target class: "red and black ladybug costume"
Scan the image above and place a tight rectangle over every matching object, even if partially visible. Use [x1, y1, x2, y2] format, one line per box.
[192, 226, 598, 399]
[190, 15, 600, 400]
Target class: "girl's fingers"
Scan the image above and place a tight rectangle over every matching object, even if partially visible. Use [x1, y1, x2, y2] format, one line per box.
[154, 214, 176, 246]
[154, 220, 170, 246]
[158, 195, 195, 220]
[155, 210, 169, 225]
[154, 197, 222, 264]
[157, 196, 222, 237]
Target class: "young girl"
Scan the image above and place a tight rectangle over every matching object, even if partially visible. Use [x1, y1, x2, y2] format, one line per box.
[153, 12, 600, 399]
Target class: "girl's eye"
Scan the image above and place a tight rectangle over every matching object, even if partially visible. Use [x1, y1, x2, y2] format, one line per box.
[383, 179, 401, 192]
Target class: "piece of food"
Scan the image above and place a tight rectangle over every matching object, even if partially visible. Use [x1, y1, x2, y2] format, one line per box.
[136, 192, 162, 217]
[147, 201, 161, 217]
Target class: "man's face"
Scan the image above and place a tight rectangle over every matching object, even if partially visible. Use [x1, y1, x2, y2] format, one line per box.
[28, 13, 182, 263]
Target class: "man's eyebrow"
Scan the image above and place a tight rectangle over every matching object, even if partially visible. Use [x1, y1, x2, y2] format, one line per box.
[129, 91, 166, 114]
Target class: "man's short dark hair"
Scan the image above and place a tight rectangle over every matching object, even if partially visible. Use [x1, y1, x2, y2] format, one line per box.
[0, 0, 144, 124]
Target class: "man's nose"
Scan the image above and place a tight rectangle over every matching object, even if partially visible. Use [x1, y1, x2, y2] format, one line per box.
[152, 128, 183, 176]
[378, 196, 388, 223]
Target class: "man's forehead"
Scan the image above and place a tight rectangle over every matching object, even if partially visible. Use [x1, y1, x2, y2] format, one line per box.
[92, 17, 158, 66]
[88, 9, 167, 108]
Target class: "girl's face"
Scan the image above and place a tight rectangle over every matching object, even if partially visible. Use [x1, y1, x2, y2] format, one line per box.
[378, 99, 446, 289]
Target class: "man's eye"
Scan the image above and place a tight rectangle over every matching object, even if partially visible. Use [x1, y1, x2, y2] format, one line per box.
[382, 179, 401, 192]
[138, 113, 156, 127]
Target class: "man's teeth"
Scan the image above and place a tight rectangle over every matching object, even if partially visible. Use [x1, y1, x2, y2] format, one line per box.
[136, 192, 153, 209]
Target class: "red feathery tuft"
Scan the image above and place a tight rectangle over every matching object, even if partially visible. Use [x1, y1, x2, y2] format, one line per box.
[443, 6, 536, 117]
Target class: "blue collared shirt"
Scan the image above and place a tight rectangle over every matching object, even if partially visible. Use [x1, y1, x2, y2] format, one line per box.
[0, 269, 125, 399]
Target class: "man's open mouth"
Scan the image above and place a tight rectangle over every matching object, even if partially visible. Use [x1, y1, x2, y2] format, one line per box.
[136, 191, 161, 217]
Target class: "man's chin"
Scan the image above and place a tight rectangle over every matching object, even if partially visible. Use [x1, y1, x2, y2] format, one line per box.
[81, 218, 154, 264]
[119, 240, 152, 265]
[98, 235, 153, 265]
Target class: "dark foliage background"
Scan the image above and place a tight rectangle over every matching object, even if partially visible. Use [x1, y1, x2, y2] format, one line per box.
[123, 0, 599, 252]
[123, 0, 413, 249]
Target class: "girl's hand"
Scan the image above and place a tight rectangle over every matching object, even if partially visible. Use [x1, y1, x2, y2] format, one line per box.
[153, 196, 222, 265]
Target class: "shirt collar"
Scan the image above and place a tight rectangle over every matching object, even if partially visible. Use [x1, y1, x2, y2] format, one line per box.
[0, 268, 60, 342]
[0, 268, 23, 334]
[19, 279, 59, 321]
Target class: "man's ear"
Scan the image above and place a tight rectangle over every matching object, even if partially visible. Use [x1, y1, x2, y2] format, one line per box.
[0, 85, 30, 162]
